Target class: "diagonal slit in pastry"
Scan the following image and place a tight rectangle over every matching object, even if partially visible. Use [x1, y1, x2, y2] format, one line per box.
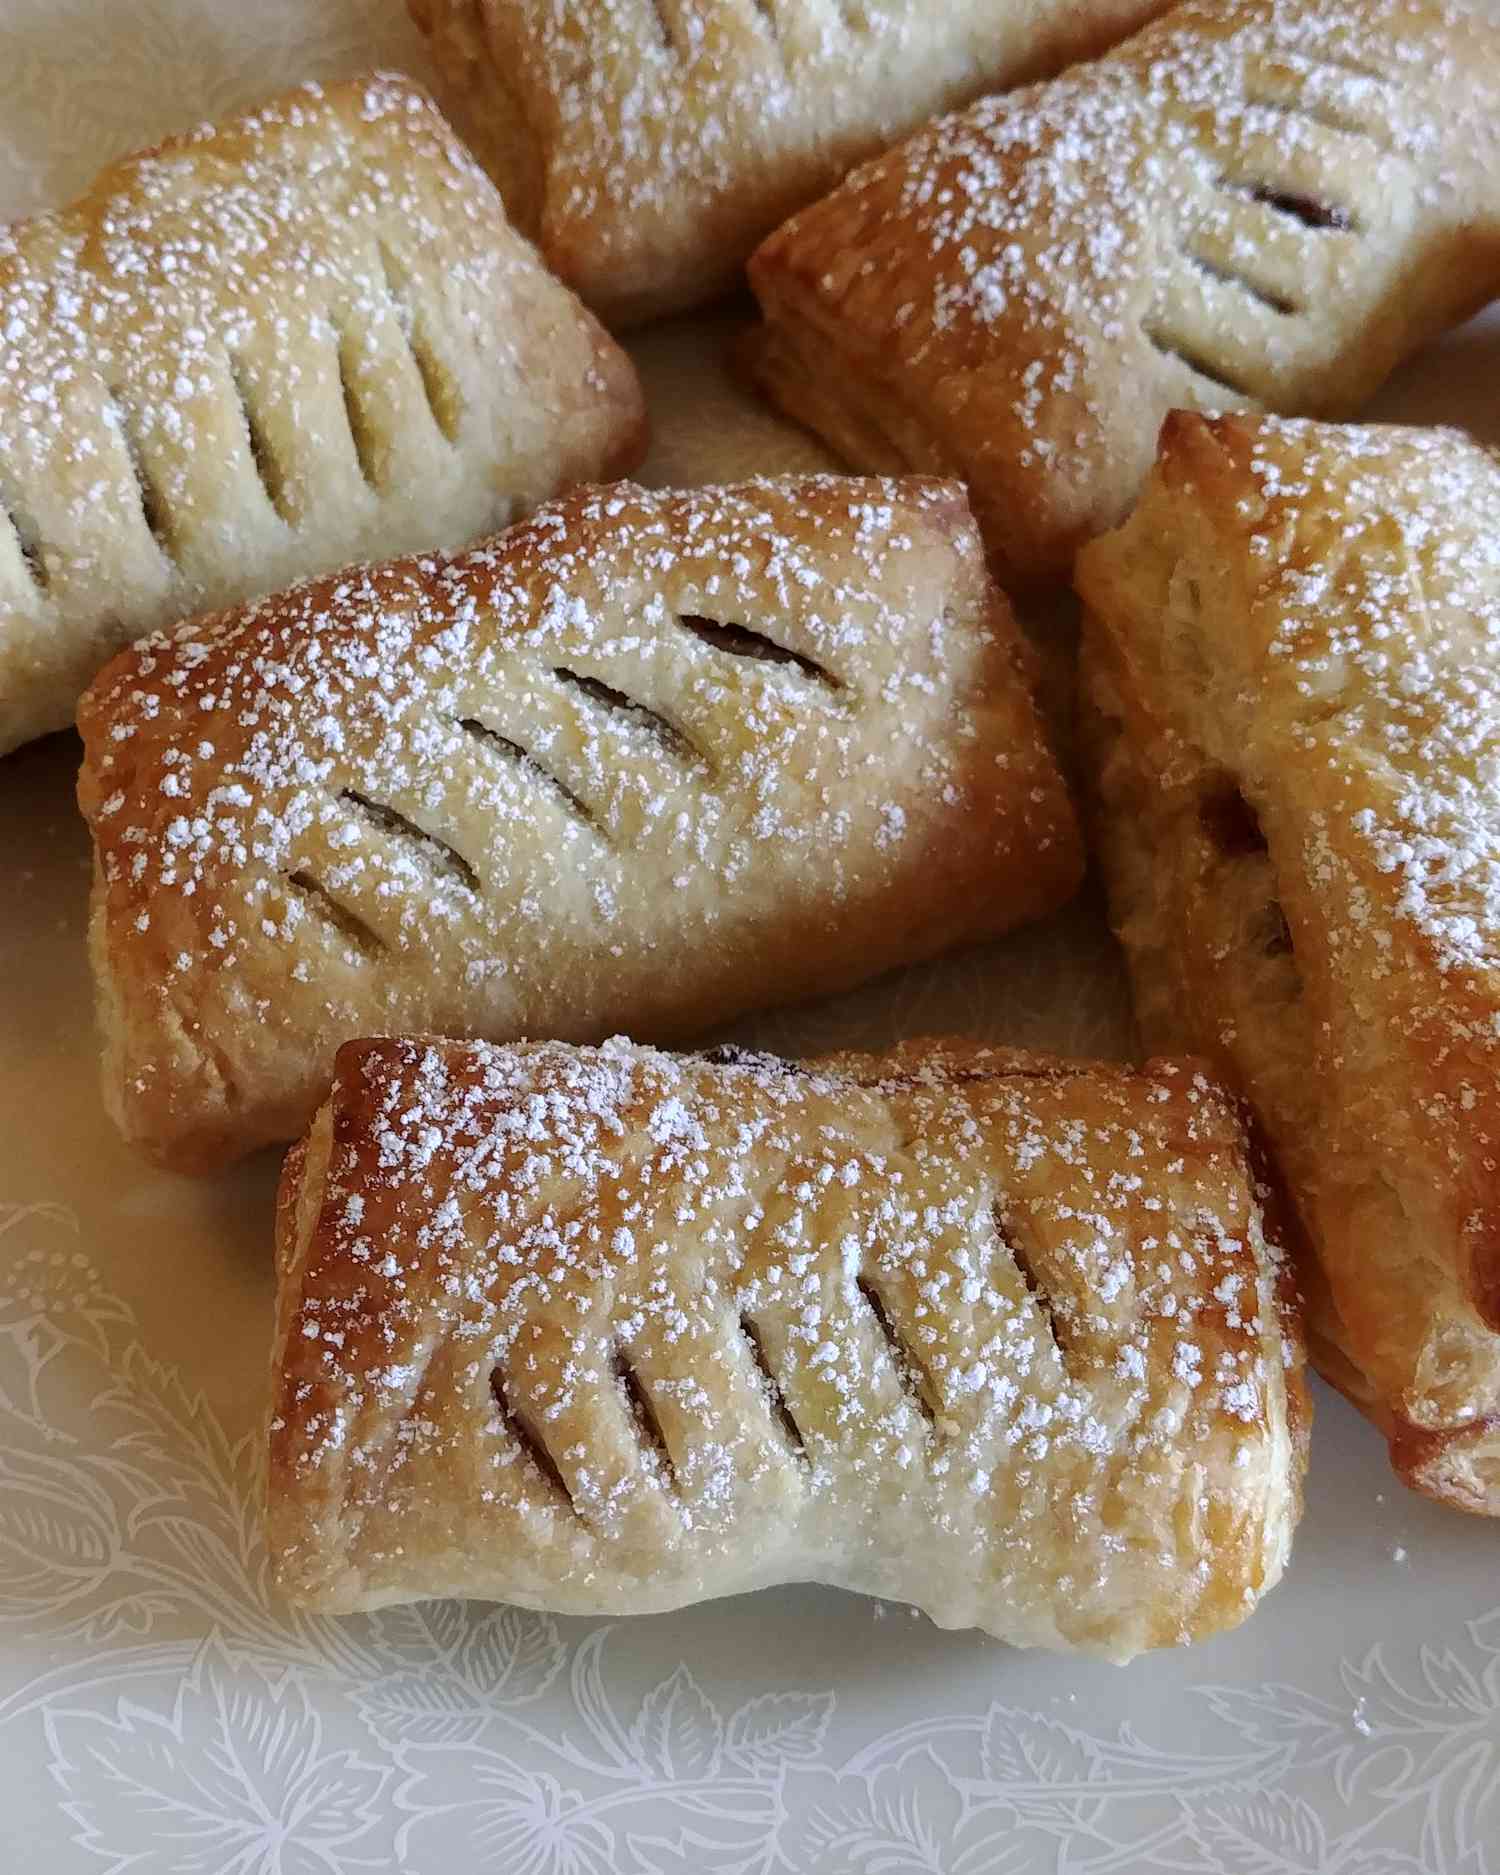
[490, 1367, 578, 1511]
[1182, 248, 1300, 318]
[856, 1272, 939, 1425]
[550, 665, 705, 766]
[738, 1312, 808, 1462]
[229, 356, 295, 524]
[336, 332, 384, 490]
[1140, 323, 1255, 400]
[995, 1201, 1072, 1365]
[614, 1352, 679, 1493]
[0, 485, 48, 591]
[377, 242, 465, 444]
[107, 393, 178, 564]
[457, 716, 609, 839]
[284, 870, 387, 960]
[337, 787, 481, 894]
[677, 612, 840, 688]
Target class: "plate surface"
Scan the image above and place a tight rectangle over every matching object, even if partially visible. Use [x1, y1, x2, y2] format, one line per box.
[1, 4, 1498, 1868]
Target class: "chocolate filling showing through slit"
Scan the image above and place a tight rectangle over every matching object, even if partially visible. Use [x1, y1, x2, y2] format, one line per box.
[457, 716, 608, 839]
[856, 1273, 938, 1426]
[1199, 779, 1297, 963]
[489, 1368, 577, 1511]
[284, 870, 386, 960]
[995, 1202, 1071, 1365]
[0, 488, 47, 591]
[229, 356, 294, 525]
[677, 612, 840, 688]
[551, 665, 703, 766]
[614, 1352, 678, 1492]
[109, 395, 177, 564]
[338, 788, 480, 894]
[738, 1313, 808, 1461]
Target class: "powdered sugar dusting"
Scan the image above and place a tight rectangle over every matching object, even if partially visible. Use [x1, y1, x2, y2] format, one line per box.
[269, 1036, 1302, 1653]
[78, 473, 1079, 1166]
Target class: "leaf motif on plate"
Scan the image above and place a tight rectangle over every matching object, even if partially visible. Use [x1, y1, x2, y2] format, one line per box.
[777, 1752, 1028, 1875]
[631, 1664, 724, 1782]
[723, 1690, 834, 1773]
[46, 1634, 389, 1873]
[1190, 1789, 1327, 1875]
[1198, 1680, 1351, 1763]
[354, 1609, 565, 1749]
[395, 1748, 617, 1875]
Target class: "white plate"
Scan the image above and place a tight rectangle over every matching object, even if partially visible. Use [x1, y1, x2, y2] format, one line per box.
[1, 5, 1498, 1867]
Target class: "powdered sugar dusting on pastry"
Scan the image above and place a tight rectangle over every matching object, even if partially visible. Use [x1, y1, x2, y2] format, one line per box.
[748, 0, 1500, 581]
[267, 1036, 1306, 1657]
[410, 0, 1167, 322]
[76, 473, 1082, 1170]
[0, 71, 644, 754]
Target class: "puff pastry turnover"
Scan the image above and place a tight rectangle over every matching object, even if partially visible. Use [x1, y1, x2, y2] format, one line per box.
[268, 1035, 1307, 1654]
[747, 0, 1500, 587]
[407, 0, 1170, 327]
[78, 474, 1082, 1173]
[1078, 411, 1500, 1515]
[0, 73, 646, 757]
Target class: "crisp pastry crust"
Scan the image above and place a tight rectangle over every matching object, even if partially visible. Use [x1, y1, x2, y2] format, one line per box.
[0, 73, 646, 757]
[746, 0, 1500, 587]
[406, 0, 1170, 326]
[1077, 410, 1500, 1515]
[77, 473, 1083, 1173]
[268, 1034, 1307, 1656]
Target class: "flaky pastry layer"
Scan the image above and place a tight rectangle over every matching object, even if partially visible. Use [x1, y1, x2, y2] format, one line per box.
[78, 473, 1081, 1172]
[0, 73, 645, 754]
[748, 0, 1500, 586]
[1078, 411, 1500, 1514]
[269, 1035, 1307, 1657]
[408, 0, 1168, 326]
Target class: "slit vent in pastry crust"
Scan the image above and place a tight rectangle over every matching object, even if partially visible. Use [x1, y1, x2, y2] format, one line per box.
[1077, 410, 1500, 1516]
[746, 0, 1500, 587]
[267, 1034, 1308, 1656]
[406, 0, 1174, 326]
[77, 473, 1083, 1173]
[0, 73, 647, 757]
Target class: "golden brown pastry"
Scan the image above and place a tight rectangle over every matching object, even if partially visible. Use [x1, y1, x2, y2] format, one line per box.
[1078, 410, 1500, 1516]
[746, 0, 1500, 588]
[0, 73, 646, 758]
[268, 1034, 1307, 1654]
[407, 0, 1171, 327]
[77, 473, 1082, 1173]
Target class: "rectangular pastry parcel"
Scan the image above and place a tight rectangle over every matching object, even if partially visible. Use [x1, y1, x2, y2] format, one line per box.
[0, 73, 645, 755]
[1079, 411, 1500, 1514]
[78, 474, 1082, 1172]
[269, 1035, 1307, 1657]
[747, 0, 1500, 586]
[409, 0, 1169, 325]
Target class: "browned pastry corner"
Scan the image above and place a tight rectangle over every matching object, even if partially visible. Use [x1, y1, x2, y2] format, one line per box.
[747, 0, 1500, 588]
[0, 72, 646, 757]
[78, 473, 1083, 1173]
[406, 0, 1171, 327]
[1077, 410, 1500, 1515]
[268, 1034, 1308, 1656]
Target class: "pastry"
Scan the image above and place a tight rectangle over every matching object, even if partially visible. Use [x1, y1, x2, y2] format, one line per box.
[0, 73, 646, 758]
[267, 1034, 1307, 1654]
[1078, 410, 1500, 1515]
[407, 0, 1171, 327]
[77, 473, 1083, 1173]
[746, 0, 1500, 588]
